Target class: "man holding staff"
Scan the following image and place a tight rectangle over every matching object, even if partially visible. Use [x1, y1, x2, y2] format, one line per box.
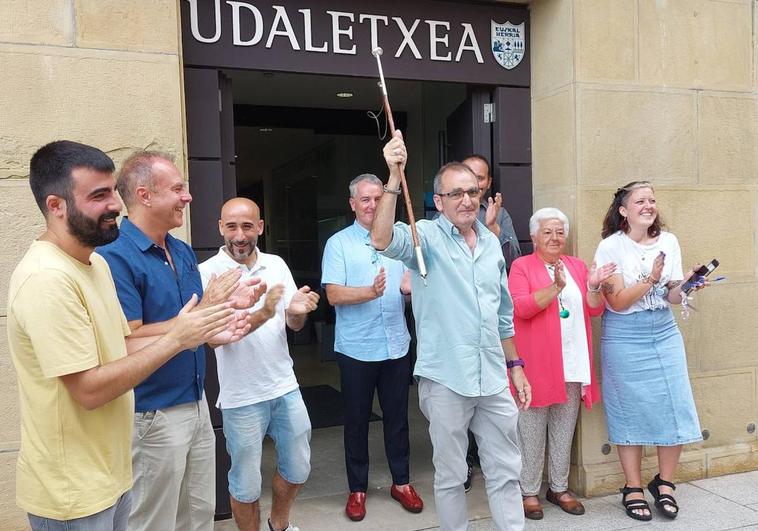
[370, 131, 531, 531]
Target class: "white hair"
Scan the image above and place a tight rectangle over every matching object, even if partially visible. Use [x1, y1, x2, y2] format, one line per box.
[529, 207, 570, 237]
[348, 173, 382, 197]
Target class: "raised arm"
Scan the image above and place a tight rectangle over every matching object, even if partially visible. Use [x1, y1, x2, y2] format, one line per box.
[371, 131, 406, 251]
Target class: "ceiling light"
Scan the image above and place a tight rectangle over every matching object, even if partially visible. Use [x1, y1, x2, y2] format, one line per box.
[336, 91, 354, 98]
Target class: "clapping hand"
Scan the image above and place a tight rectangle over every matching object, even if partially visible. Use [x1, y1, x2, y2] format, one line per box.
[651, 251, 665, 282]
[372, 267, 387, 298]
[553, 260, 567, 291]
[209, 311, 252, 346]
[260, 284, 285, 319]
[198, 269, 241, 309]
[485, 192, 502, 231]
[588, 261, 617, 290]
[170, 294, 235, 351]
[288, 286, 320, 316]
[228, 277, 266, 310]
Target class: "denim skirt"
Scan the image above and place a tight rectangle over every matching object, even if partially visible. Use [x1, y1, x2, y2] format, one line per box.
[601, 309, 702, 446]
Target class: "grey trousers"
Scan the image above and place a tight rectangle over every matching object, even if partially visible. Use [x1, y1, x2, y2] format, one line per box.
[418, 378, 524, 531]
[517, 382, 581, 496]
[128, 398, 216, 531]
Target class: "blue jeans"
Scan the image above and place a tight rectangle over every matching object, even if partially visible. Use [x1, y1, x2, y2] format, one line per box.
[28, 490, 131, 531]
[222, 389, 312, 502]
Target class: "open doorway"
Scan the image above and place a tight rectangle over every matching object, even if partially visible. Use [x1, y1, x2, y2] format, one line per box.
[225, 70, 470, 396]
[186, 68, 532, 519]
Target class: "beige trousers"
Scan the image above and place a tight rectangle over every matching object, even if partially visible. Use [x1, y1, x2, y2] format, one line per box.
[128, 397, 216, 531]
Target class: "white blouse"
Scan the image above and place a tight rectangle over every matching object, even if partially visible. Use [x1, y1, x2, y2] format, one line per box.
[594, 231, 684, 314]
[545, 263, 591, 386]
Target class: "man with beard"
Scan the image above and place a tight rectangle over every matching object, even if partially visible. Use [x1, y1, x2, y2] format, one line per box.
[198, 197, 320, 531]
[98, 153, 261, 531]
[321, 174, 422, 521]
[7, 141, 236, 530]
[371, 133, 531, 531]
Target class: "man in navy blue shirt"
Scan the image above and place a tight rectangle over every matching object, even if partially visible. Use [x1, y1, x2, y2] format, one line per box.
[99, 151, 257, 531]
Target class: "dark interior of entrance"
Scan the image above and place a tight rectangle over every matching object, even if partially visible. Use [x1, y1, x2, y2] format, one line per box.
[184, 68, 532, 518]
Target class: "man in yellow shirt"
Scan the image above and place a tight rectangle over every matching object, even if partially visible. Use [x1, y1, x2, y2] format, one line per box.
[6, 141, 240, 530]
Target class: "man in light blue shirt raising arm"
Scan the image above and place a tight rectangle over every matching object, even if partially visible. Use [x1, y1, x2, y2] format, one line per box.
[371, 131, 532, 531]
[322, 173, 422, 522]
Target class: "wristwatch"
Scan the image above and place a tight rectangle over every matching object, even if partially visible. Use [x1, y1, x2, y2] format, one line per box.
[506, 359, 525, 369]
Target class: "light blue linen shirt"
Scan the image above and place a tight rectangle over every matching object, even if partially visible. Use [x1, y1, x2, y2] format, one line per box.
[379, 215, 514, 397]
[321, 221, 410, 362]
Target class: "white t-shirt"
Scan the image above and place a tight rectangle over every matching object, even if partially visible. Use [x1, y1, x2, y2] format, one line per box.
[594, 231, 684, 314]
[199, 247, 299, 409]
[544, 263, 591, 386]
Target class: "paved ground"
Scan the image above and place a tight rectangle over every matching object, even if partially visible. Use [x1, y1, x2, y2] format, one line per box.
[215, 469, 758, 530]
[214, 381, 758, 530]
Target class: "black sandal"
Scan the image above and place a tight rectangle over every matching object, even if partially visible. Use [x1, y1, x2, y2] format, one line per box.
[620, 486, 653, 521]
[648, 474, 679, 519]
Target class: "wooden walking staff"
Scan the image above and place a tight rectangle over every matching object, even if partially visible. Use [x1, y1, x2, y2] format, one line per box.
[372, 47, 428, 285]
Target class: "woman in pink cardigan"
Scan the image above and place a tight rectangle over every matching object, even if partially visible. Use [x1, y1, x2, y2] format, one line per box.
[509, 208, 615, 520]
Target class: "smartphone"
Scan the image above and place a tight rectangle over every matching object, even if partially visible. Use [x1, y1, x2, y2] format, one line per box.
[681, 259, 719, 294]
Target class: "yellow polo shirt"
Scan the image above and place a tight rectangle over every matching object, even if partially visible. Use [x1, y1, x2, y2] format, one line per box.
[7, 241, 133, 520]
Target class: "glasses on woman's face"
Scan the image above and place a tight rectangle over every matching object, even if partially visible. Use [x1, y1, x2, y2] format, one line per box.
[436, 187, 482, 201]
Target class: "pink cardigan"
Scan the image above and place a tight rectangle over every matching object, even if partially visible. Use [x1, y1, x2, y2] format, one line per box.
[508, 253, 603, 409]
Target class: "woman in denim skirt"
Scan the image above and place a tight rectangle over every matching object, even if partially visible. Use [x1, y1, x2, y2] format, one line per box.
[593, 181, 708, 522]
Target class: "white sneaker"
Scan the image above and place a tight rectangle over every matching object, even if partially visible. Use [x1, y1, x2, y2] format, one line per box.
[269, 522, 299, 531]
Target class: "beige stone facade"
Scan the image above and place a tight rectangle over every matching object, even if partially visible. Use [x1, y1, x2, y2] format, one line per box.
[531, 0, 758, 495]
[0, 0, 755, 527]
[0, 1, 186, 527]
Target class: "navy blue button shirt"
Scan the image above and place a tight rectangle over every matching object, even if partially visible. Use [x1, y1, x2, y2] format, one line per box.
[97, 218, 205, 412]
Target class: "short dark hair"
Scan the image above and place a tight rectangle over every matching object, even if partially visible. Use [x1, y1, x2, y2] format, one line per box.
[601, 180, 664, 239]
[463, 154, 490, 176]
[433, 162, 478, 193]
[29, 141, 115, 215]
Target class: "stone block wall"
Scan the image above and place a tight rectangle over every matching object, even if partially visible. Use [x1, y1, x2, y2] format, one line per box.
[0, 1, 185, 527]
[531, 0, 758, 495]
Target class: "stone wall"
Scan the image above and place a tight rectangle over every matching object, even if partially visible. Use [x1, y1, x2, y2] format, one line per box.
[0, 1, 185, 527]
[531, 0, 758, 495]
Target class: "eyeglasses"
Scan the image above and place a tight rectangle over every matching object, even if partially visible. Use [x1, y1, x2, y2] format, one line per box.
[435, 188, 482, 201]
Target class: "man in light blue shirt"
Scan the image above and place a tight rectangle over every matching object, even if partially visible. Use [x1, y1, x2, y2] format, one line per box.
[371, 132, 532, 531]
[321, 174, 422, 522]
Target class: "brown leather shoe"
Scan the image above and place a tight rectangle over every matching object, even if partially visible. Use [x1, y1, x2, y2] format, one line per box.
[546, 488, 585, 515]
[523, 495, 544, 520]
[345, 492, 366, 521]
[390, 484, 424, 513]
